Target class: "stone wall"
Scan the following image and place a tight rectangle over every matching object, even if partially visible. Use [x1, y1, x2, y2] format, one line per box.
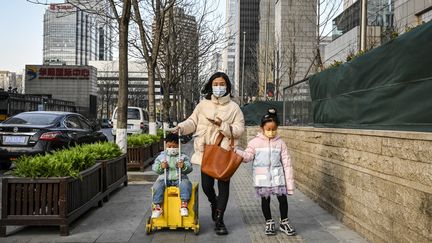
[240, 126, 432, 243]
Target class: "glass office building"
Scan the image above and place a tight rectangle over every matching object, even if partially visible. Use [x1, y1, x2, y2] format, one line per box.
[332, 0, 394, 39]
[43, 3, 113, 66]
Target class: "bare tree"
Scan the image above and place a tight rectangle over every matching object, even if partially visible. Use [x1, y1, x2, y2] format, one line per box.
[105, 0, 132, 152]
[152, 0, 231, 122]
[97, 63, 117, 119]
[129, 0, 175, 133]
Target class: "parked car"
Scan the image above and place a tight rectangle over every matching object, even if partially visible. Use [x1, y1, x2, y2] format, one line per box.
[111, 107, 149, 138]
[101, 118, 112, 128]
[0, 111, 107, 170]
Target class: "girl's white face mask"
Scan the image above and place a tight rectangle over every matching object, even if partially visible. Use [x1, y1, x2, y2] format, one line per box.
[212, 86, 226, 97]
[166, 148, 179, 156]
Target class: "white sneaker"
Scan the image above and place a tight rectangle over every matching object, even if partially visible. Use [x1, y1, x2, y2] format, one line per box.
[151, 205, 163, 218]
[180, 207, 189, 217]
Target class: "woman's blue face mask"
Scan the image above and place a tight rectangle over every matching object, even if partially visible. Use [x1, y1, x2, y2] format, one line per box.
[212, 86, 226, 97]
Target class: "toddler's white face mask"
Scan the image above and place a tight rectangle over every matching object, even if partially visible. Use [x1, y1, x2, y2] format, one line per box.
[166, 148, 179, 156]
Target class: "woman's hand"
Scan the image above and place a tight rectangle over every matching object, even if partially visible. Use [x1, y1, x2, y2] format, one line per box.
[170, 126, 181, 134]
[207, 117, 222, 127]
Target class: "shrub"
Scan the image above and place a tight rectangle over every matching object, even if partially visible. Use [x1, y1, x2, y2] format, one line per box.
[148, 134, 160, 143]
[127, 134, 154, 148]
[14, 142, 122, 178]
[157, 128, 164, 138]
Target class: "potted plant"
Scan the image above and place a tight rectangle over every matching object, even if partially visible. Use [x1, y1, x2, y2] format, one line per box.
[148, 134, 161, 157]
[83, 143, 127, 201]
[127, 134, 153, 170]
[0, 142, 125, 236]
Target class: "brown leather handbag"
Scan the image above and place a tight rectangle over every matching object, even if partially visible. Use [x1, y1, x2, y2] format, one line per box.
[201, 127, 243, 181]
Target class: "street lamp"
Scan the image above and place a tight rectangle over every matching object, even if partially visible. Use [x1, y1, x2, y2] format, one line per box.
[241, 31, 246, 106]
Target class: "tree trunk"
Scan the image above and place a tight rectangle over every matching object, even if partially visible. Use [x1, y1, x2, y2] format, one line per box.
[148, 67, 157, 135]
[162, 83, 171, 123]
[115, 0, 131, 153]
[172, 85, 178, 122]
[100, 95, 104, 119]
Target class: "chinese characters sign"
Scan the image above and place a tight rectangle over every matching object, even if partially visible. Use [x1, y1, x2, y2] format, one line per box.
[26, 66, 91, 81]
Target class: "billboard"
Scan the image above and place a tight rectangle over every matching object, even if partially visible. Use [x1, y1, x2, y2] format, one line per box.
[25, 65, 91, 81]
[49, 3, 75, 12]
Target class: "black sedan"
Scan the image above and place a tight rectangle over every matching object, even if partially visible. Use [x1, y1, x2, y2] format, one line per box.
[0, 111, 107, 169]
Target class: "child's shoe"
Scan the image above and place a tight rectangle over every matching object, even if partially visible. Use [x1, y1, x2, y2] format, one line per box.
[265, 219, 276, 235]
[180, 201, 189, 217]
[279, 218, 296, 236]
[151, 204, 163, 218]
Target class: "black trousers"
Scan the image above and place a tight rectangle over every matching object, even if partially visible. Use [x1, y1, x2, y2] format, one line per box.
[261, 195, 288, 221]
[201, 171, 230, 211]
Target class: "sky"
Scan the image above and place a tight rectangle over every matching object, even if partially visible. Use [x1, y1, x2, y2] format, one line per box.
[0, 0, 226, 74]
[0, 0, 339, 74]
[0, 1, 48, 73]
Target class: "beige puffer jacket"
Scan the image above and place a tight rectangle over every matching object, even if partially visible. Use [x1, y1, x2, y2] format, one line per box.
[178, 95, 245, 165]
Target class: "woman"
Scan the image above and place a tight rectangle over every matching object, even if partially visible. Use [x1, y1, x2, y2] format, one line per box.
[176, 72, 245, 235]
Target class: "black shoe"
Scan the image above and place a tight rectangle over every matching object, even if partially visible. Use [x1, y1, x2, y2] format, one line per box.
[265, 219, 276, 235]
[279, 218, 296, 236]
[215, 210, 228, 235]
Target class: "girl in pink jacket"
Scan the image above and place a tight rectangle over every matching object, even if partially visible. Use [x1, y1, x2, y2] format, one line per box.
[236, 108, 296, 236]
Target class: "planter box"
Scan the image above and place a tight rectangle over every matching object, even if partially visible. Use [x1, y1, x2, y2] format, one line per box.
[151, 142, 160, 157]
[127, 146, 151, 171]
[159, 140, 164, 152]
[99, 154, 128, 202]
[0, 163, 104, 236]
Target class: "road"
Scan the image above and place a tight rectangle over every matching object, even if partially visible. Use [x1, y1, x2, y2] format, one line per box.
[102, 128, 114, 141]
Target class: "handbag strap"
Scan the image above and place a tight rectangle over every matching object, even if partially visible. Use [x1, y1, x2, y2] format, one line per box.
[229, 126, 235, 147]
[214, 126, 235, 147]
[215, 132, 224, 146]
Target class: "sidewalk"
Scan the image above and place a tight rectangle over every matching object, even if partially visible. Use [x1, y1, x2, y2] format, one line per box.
[0, 140, 368, 243]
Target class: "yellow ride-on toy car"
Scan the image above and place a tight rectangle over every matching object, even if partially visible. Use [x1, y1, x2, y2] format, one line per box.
[146, 129, 199, 235]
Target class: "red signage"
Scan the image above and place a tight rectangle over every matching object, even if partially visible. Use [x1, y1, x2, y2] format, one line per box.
[49, 4, 74, 11]
[38, 67, 91, 80]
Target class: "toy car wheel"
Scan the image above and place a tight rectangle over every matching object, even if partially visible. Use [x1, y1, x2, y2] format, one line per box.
[146, 218, 152, 235]
[194, 225, 200, 235]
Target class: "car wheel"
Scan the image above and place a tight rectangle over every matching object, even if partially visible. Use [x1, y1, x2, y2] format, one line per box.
[0, 161, 12, 170]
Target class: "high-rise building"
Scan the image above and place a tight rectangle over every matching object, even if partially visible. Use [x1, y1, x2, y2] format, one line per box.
[0, 71, 17, 92]
[210, 53, 223, 72]
[324, 0, 394, 65]
[394, 0, 432, 34]
[223, 0, 237, 95]
[235, 0, 260, 102]
[258, 0, 275, 98]
[156, 7, 199, 117]
[275, 0, 316, 91]
[43, 2, 113, 66]
[90, 60, 163, 119]
[344, 0, 357, 10]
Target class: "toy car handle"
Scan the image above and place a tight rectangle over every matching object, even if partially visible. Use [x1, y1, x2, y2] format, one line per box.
[178, 129, 182, 185]
[162, 127, 183, 186]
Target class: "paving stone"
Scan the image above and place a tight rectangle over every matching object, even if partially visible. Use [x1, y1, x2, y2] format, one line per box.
[0, 139, 367, 243]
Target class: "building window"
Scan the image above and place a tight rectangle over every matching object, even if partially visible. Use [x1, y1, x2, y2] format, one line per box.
[418, 9, 432, 24]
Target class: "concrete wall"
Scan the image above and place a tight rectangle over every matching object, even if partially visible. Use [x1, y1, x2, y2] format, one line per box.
[241, 126, 432, 243]
[394, 0, 432, 34]
[324, 26, 382, 65]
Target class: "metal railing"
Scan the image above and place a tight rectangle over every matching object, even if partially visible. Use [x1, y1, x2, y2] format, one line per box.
[282, 78, 313, 126]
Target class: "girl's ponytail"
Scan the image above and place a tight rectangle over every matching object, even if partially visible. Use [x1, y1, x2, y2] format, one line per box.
[260, 108, 280, 127]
